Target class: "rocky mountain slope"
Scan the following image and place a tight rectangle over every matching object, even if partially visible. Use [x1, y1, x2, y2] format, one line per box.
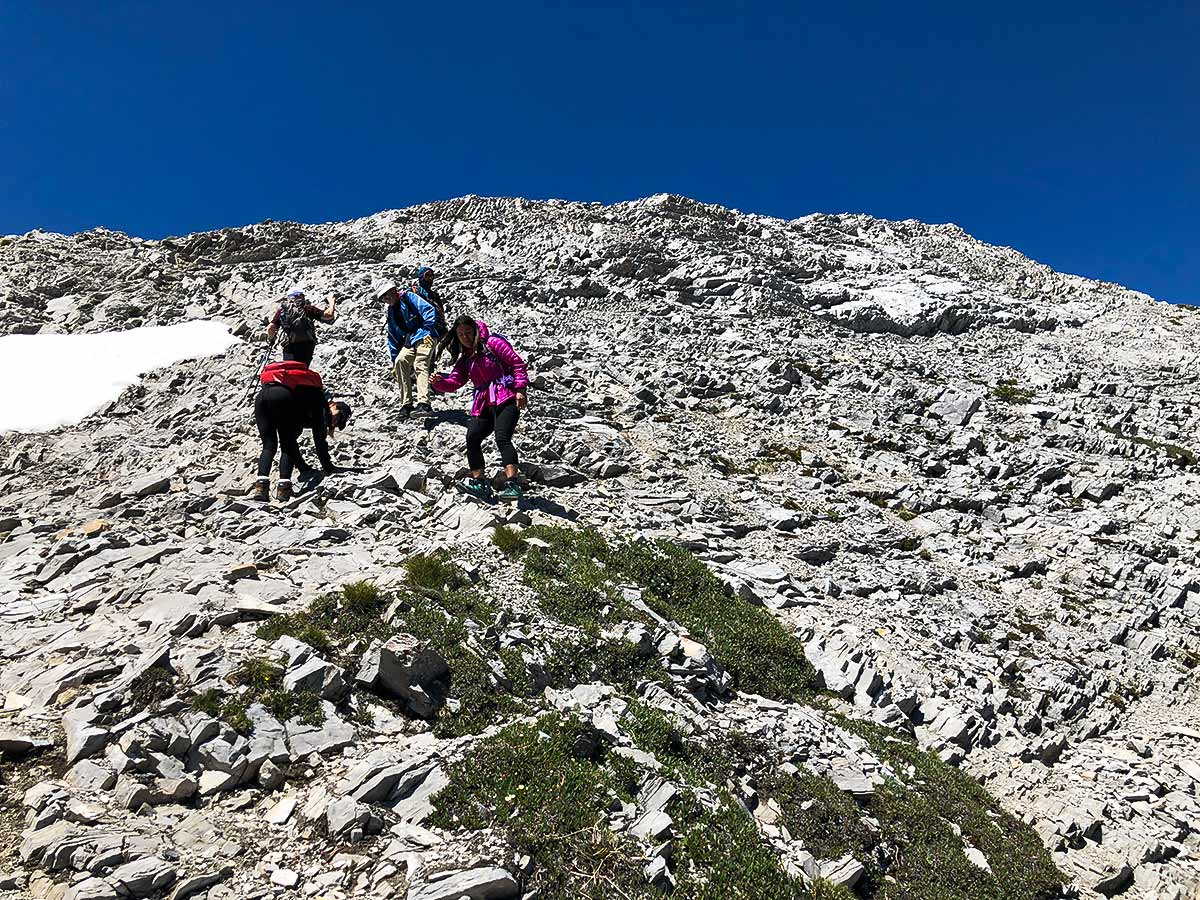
[1, 194, 1199, 900]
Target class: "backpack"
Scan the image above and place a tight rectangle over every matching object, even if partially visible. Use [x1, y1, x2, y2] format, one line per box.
[476, 333, 517, 392]
[278, 297, 317, 346]
[399, 290, 448, 341]
[411, 283, 449, 339]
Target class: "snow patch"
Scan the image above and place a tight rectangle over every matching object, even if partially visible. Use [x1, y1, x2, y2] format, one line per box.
[0, 321, 240, 434]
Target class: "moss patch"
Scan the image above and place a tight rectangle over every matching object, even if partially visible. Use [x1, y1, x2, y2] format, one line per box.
[492, 525, 528, 559]
[992, 381, 1034, 405]
[189, 658, 325, 735]
[255, 563, 518, 738]
[832, 718, 1065, 900]
[127, 667, 175, 713]
[431, 713, 847, 900]
[523, 527, 818, 702]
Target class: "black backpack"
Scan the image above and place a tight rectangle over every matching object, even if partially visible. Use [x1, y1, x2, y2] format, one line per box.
[400, 289, 450, 340]
[410, 284, 449, 339]
[278, 296, 317, 346]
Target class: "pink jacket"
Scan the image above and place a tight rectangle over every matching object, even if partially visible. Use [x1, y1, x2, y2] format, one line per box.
[432, 320, 529, 417]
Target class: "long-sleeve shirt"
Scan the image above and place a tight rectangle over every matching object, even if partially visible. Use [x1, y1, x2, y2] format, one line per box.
[385, 291, 439, 360]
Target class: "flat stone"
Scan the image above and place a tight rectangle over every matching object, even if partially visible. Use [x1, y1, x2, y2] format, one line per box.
[286, 704, 355, 757]
[819, 854, 865, 889]
[167, 867, 233, 900]
[407, 866, 519, 900]
[270, 868, 300, 888]
[129, 473, 172, 497]
[63, 877, 119, 900]
[266, 797, 298, 825]
[109, 855, 177, 896]
[0, 728, 52, 756]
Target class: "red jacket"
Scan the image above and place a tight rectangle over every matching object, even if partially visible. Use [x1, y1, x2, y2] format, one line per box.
[261, 361, 323, 390]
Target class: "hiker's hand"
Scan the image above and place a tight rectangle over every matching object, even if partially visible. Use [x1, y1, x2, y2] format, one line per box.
[430, 374, 445, 389]
[516, 390, 528, 410]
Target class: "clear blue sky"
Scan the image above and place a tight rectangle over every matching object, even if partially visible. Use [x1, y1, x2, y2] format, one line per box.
[1, 2, 1196, 302]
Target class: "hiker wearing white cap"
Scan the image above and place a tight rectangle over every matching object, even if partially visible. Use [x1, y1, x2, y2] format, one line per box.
[266, 287, 336, 366]
[376, 279, 439, 419]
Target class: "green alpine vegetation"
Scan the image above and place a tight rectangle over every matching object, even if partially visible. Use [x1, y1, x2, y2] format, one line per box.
[520, 525, 820, 702]
[430, 713, 851, 900]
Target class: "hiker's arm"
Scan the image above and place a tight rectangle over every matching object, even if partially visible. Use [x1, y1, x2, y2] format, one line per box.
[321, 294, 336, 323]
[431, 357, 468, 393]
[309, 393, 335, 473]
[385, 309, 400, 361]
[266, 307, 279, 341]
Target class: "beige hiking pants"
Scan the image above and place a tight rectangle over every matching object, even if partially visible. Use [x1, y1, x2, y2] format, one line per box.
[394, 336, 435, 406]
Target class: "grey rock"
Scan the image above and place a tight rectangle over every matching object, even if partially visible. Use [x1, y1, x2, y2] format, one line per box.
[167, 867, 233, 900]
[286, 704, 354, 757]
[64, 877, 119, 900]
[356, 635, 449, 717]
[406, 866, 519, 900]
[283, 656, 348, 701]
[129, 473, 172, 497]
[109, 855, 177, 896]
[0, 729, 52, 756]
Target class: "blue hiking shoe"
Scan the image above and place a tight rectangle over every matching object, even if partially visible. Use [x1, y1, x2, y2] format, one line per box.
[460, 477, 494, 502]
[497, 479, 525, 502]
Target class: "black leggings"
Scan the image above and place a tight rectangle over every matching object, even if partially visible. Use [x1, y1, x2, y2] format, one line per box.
[255, 385, 306, 480]
[467, 400, 519, 472]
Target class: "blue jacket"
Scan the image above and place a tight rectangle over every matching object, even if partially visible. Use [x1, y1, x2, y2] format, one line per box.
[385, 291, 438, 359]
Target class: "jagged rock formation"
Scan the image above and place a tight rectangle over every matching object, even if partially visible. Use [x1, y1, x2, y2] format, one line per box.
[2, 194, 1199, 900]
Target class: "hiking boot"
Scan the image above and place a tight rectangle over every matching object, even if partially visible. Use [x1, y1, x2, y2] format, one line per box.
[250, 479, 269, 502]
[460, 477, 493, 502]
[397, 405, 413, 421]
[413, 402, 433, 417]
[497, 479, 524, 502]
[275, 480, 293, 502]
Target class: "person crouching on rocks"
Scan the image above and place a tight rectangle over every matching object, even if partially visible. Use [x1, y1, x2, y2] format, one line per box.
[430, 316, 529, 502]
[252, 360, 352, 502]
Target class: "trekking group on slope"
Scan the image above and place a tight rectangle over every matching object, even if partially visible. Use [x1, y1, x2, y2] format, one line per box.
[251, 266, 529, 504]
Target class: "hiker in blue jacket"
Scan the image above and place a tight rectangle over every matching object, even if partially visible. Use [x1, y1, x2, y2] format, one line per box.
[375, 279, 439, 419]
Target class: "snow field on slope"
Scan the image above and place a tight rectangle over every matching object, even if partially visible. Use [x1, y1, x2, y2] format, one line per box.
[0, 320, 241, 433]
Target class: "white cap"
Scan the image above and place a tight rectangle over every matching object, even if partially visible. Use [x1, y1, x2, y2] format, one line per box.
[286, 287, 305, 299]
[372, 280, 398, 301]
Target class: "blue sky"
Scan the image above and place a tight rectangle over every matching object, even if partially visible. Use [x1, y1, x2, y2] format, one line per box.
[1, 1, 1196, 302]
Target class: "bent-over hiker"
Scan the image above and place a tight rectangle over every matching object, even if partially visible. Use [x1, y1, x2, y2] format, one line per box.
[252, 360, 351, 502]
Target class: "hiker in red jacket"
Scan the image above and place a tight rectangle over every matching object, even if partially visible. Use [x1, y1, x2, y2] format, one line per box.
[252, 361, 352, 502]
[430, 316, 529, 502]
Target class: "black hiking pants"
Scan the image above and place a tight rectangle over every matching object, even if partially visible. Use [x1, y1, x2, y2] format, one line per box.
[255, 384, 316, 480]
[466, 399, 519, 472]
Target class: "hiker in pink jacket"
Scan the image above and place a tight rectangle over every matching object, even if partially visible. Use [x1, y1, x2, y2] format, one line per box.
[430, 316, 529, 502]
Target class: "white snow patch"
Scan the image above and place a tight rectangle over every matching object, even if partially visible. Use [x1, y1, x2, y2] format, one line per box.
[0, 320, 240, 434]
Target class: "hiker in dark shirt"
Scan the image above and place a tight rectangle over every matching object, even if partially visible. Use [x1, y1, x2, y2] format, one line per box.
[410, 266, 458, 364]
[252, 361, 351, 502]
[266, 288, 336, 365]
